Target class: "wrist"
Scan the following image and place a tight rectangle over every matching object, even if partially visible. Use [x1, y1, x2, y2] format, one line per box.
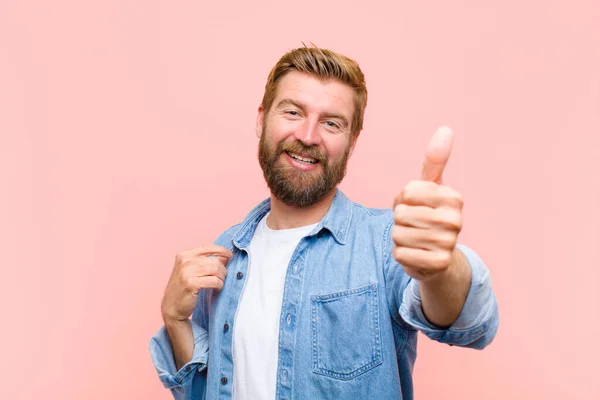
[162, 312, 189, 326]
[421, 248, 466, 287]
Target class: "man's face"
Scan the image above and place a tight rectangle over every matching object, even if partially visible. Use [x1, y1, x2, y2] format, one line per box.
[257, 71, 357, 207]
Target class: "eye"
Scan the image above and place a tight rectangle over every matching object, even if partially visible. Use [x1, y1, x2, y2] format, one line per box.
[285, 110, 300, 116]
[325, 121, 340, 129]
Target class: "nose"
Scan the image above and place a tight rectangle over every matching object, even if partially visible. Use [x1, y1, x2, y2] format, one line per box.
[293, 117, 322, 147]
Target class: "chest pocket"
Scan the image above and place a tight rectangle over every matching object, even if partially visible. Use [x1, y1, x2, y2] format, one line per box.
[310, 283, 382, 380]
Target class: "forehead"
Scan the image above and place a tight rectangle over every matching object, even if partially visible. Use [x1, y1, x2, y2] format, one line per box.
[273, 71, 354, 117]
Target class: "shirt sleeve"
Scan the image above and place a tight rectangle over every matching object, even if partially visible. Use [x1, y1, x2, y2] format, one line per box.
[149, 319, 209, 399]
[398, 243, 499, 349]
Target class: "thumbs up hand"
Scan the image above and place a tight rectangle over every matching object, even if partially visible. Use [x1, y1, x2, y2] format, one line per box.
[392, 126, 464, 282]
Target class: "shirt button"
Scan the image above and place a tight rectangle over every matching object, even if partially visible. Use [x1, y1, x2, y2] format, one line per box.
[221, 376, 228, 385]
[286, 314, 292, 325]
[185, 365, 191, 372]
[237, 271, 244, 279]
[223, 323, 229, 332]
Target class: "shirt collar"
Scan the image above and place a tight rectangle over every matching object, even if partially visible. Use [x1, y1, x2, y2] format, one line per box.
[232, 188, 353, 250]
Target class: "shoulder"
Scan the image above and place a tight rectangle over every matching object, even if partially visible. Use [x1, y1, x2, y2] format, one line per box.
[338, 199, 396, 250]
[350, 201, 395, 231]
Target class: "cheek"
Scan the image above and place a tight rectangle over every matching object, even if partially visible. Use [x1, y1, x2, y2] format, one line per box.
[266, 119, 296, 143]
[323, 138, 350, 160]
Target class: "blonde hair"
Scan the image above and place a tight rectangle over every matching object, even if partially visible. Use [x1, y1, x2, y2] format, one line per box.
[261, 44, 368, 137]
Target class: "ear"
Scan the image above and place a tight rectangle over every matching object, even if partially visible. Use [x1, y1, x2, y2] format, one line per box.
[256, 105, 265, 139]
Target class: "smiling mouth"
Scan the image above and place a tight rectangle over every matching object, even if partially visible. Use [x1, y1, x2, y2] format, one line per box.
[285, 151, 319, 164]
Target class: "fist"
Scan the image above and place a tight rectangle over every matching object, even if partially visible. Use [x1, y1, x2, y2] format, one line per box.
[161, 245, 233, 322]
[392, 126, 463, 281]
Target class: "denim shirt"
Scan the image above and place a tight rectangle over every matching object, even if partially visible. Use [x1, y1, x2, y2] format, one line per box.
[150, 189, 499, 400]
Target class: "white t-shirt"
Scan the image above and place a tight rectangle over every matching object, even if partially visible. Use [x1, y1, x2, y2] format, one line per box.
[232, 213, 318, 400]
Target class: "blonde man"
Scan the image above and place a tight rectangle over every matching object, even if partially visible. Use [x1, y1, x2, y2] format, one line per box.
[151, 46, 498, 400]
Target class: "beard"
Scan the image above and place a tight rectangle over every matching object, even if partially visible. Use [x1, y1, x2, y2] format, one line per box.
[258, 127, 350, 207]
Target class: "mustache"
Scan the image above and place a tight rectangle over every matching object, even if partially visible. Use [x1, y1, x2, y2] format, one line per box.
[278, 140, 325, 161]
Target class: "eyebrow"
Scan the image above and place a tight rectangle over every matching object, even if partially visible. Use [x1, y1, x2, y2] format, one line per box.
[275, 98, 350, 128]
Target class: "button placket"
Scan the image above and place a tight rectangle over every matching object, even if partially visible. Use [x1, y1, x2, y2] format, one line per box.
[277, 243, 308, 398]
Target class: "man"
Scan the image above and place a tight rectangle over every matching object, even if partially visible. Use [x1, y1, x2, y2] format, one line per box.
[150, 45, 499, 400]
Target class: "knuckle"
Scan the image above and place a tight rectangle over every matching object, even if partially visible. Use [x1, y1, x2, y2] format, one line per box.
[176, 269, 189, 282]
[391, 225, 404, 243]
[209, 259, 221, 275]
[406, 180, 421, 189]
[455, 194, 464, 209]
[206, 276, 223, 290]
[434, 252, 452, 269]
[393, 246, 408, 264]
[393, 191, 405, 207]
[438, 232, 457, 249]
[435, 209, 462, 230]
[394, 203, 408, 219]
[197, 262, 211, 275]
[219, 263, 228, 277]
[403, 181, 417, 198]
[444, 188, 463, 209]
[175, 253, 184, 265]
[180, 257, 194, 267]
[432, 209, 446, 225]
[452, 191, 464, 207]
[450, 213, 463, 231]
[451, 213, 463, 231]
[183, 276, 196, 291]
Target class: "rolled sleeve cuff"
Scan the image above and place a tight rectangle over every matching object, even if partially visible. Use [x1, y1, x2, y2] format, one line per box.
[399, 244, 499, 348]
[149, 319, 209, 389]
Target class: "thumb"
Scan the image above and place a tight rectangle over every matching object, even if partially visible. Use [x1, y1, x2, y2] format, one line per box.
[421, 125, 454, 184]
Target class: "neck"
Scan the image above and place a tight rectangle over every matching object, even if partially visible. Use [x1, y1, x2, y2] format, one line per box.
[266, 188, 337, 230]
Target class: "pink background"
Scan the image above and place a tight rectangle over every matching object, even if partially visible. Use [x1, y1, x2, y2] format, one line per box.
[1, 0, 598, 399]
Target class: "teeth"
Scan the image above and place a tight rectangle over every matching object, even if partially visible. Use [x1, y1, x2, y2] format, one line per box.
[288, 152, 318, 164]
